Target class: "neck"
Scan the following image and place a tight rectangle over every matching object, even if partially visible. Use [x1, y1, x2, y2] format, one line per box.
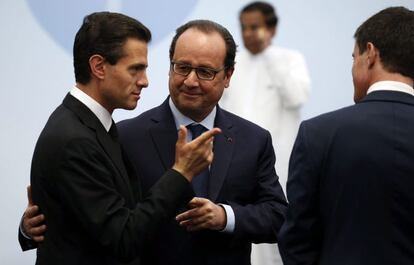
[76, 82, 114, 114]
[181, 107, 213, 123]
[185, 112, 209, 123]
[370, 72, 413, 88]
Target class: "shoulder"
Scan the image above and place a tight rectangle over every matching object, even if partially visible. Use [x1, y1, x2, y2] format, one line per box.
[219, 107, 271, 138]
[235, 49, 251, 63]
[118, 105, 161, 131]
[42, 104, 96, 142]
[265, 45, 306, 61]
[34, 105, 104, 165]
[299, 104, 364, 139]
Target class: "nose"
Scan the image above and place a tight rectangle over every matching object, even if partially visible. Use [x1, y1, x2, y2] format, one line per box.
[183, 69, 199, 87]
[137, 72, 149, 88]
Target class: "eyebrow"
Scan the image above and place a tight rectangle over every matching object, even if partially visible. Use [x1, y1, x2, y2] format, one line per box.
[174, 61, 217, 70]
[129, 63, 148, 70]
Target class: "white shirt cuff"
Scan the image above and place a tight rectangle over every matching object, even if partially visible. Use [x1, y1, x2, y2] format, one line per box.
[219, 204, 235, 233]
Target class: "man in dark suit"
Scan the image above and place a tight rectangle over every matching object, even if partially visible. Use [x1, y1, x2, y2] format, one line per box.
[278, 6, 414, 265]
[116, 20, 287, 265]
[26, 12, 220, 265]
[21, 19, 287, 265]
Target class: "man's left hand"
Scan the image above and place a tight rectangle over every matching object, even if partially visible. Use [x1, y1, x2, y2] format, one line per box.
[176, 197, 227, 232]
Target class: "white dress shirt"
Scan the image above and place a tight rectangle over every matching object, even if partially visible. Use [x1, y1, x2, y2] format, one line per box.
[70, 86, 113, 131]
[367, 81, 414, 96]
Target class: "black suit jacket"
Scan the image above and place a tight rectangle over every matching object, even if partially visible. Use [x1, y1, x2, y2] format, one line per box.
[30, 94, 193, 265]
[278, 91, 414, 265]
[118, 98, 287, 265]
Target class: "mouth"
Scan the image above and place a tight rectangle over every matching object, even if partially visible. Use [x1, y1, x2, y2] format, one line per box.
[180, 86, 203, 96]
[181, 91, 203, 99]
[131, 91, 141, 100]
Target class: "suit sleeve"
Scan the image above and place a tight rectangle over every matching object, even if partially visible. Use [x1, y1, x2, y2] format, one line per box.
[18, 222, 37, 251]
[55, 137, 193, 262]
[278, 122, 322, 265]
[229, 131, 288, 243]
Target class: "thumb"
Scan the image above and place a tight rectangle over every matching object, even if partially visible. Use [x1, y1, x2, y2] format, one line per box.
[176, 125, 188, 147]
[27, 185, 33, 206]
[188, 197, 206, 208]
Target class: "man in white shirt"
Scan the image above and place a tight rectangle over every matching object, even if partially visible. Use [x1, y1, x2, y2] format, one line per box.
[278, 6, 414, 265]
[220, 2, 310, 264]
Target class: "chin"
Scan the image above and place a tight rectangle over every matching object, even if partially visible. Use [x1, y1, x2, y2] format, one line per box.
[245, 46, 255, 53]
[124, 103, 138, 110]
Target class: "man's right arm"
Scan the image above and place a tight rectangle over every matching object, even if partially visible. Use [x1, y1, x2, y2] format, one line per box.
[20, 126, 221, 259]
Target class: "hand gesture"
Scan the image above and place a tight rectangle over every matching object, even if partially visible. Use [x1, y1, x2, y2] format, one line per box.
[176, 197, 226, 232]
[172, 125, 221, 181]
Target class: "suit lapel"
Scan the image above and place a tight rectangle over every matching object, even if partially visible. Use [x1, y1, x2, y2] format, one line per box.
[209, 106, 235, 201]
[149, 99, 178, 169]
[62, 94, 132, 194]
[148, 100, 235, 201]
[96, 129, 131, 189]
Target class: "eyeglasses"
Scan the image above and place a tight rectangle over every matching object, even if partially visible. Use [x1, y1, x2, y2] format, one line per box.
[170, 61, 225, 81]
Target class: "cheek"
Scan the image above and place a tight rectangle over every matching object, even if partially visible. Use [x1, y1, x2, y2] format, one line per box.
[352, 61, 362, 82]
[351, 68, 357, 85]
[204, 83, 224, 101]
[351, 62, 355, 75]
[168, 77, 178, 92]
[168, 78, 182, 100]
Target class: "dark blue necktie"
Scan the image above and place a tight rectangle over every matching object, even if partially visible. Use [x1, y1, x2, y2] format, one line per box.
[187, 123, 209, 198]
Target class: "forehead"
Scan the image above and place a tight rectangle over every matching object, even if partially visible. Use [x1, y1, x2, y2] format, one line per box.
[119, 38, 148, 63]
[173, 28, 226, 67]
[240, 10, 266, 25]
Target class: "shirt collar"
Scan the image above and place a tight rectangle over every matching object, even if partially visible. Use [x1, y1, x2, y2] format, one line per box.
[168, 97, 216, 139]
[70, 86, 113, 131]
[367, 81, 414, 96]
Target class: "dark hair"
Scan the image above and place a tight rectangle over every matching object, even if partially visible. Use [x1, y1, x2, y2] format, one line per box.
[354, 6, 414, 80]
[74, 12, 151, 84]
[240, 1, 278, 28]
[169, 20, 236, 72]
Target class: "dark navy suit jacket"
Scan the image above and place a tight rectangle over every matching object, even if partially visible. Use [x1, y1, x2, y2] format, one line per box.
[279, 91, 414, 265]
[118, 98, 287, 265]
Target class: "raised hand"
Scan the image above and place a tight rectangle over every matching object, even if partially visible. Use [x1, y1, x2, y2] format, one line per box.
[172, 125, 221, 181]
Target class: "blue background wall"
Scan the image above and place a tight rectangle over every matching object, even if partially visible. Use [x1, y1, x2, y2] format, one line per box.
[1, 0, 413, 263]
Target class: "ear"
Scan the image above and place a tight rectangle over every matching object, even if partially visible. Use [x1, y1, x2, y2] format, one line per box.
[89, 54, 106, 80]
[366, 42, 378, 68]
[224, 67, 234, 88]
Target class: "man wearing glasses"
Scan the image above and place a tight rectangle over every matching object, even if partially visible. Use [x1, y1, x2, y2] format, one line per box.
[21, 19, 287, 265]
[118, 19, 287, 265]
